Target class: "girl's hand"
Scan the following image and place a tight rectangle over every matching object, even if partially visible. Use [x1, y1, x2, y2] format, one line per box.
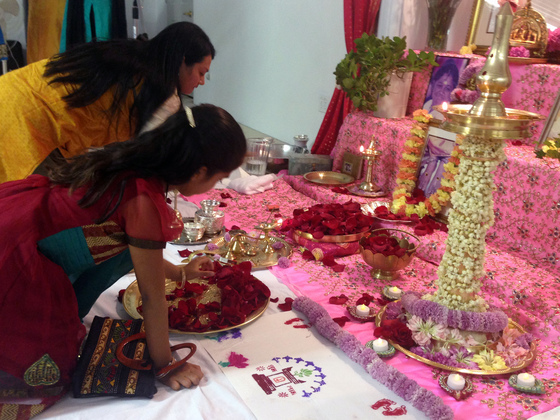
[182, 256, 215, 279]
[159, 362, 204, 390]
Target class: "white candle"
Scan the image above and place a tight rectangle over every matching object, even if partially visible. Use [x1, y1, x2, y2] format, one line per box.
[372, 338, 389, 352]
[447, 374, 466, 391]
[356, 304, 370, 317]
[517, 373, 535, 388]
[387, 286, 402, 299]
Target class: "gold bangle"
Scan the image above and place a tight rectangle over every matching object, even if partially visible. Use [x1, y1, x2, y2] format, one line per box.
[176, 266, 186, 289]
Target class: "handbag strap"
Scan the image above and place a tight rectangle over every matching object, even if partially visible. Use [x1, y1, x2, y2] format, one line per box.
[115, 332, 197, 377]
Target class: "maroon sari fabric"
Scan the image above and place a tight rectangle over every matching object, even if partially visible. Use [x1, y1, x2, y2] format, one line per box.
[0, 176, 180, 395]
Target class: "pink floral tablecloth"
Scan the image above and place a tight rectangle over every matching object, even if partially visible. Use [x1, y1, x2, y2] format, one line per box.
[185, 177, 560, 420]
[329, 111, 560, 275]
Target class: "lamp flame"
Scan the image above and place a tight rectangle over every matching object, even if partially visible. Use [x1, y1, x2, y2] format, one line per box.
[442, 102, 448, 112]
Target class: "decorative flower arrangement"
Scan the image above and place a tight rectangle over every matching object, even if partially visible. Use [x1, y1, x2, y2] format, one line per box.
[143, 261, 271, 333]
[280, 200, 374, 239]
[293, 296, 454, 420]
[377, 295, 533, 372]
[391, 110, 462, 217]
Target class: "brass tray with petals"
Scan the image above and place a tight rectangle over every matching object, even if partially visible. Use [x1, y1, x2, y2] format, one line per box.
[375, 304, 537, 375]
[303, 171, 355, 186]
[123, 278, 269, 335]
[205, 235, 292, 269]
[293, 229, 370, 243]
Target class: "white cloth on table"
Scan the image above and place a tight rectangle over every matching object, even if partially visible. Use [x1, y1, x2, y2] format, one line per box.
[214, 167, 277, 195]
[34, 244, 296, 420]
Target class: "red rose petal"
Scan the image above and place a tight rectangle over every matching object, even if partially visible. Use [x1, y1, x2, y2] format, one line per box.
[333, 316, 350, 327]
[178, 249, 193, 257]
[278, 297, 294, 311]
[270, 297, 279, 303]
[117, 289, 125, 303]
[331, 264, 346, 273]
[302, 249, 315, 260]
[328, 294, 349, 305]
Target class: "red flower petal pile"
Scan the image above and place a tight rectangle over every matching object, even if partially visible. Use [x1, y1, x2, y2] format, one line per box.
[362, 234, 408, 257]
[157, 261, 271, 333]
[372, 205, 411, 221]
[280, 200, 374, 237]
[414, 216, 448, 237]
[374, 319, 415, 349]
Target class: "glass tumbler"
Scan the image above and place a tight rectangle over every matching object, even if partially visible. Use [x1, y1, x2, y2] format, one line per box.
[243, 137, 272, 176]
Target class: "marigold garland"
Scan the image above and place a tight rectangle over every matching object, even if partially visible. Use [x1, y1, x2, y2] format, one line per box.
[391, 109, 462, 218]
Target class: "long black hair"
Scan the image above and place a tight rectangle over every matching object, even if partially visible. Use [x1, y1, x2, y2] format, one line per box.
[44, 22, 215, 136]
[49, 104, 246, 223]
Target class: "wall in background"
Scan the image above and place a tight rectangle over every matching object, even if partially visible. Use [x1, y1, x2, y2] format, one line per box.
[193, 0, 345, 147]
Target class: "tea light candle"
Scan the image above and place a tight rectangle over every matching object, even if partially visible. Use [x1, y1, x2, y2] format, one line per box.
[447, 374, 466, 391]
[387, 286, 402, 299]
[517, 373, 536, 388]
[356, 304, 370, 317]
[372, 338, 389, 352]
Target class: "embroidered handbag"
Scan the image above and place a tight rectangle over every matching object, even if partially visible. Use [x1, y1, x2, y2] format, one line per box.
[72, 316, 196, 398]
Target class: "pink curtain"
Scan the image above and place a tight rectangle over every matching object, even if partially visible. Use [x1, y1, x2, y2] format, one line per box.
[311, 0, 382, 155]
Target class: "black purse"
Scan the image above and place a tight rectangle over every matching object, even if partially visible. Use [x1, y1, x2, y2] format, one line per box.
[72, 316, 196, 398]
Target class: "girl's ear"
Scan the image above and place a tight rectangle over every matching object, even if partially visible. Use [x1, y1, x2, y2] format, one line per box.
[192, 166, 208, 181]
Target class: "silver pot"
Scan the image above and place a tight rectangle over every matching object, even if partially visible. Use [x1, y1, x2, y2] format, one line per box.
[194, 200, 225, 235]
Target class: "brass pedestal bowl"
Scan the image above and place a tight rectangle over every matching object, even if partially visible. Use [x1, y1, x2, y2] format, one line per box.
[359, 229, 420, 280]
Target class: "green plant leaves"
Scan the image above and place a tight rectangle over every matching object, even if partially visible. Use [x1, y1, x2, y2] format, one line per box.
[334, 34, 438, 112]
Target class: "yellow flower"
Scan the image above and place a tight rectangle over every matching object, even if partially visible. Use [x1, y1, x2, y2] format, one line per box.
[437, 190, 450, 202]
[459, 43, 477, 55]
[403, 154, 421, 163]
[411, 128, 427, 137]
[472, 349, 507, 371]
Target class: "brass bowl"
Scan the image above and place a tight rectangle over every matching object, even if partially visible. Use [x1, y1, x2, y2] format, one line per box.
[359, 229, 420, 280]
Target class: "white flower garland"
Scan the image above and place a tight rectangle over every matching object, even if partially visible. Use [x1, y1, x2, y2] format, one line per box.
[423, 135, 505, 312]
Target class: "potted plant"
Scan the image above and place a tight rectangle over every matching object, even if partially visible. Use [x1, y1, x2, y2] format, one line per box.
[334, 34, 438, 114]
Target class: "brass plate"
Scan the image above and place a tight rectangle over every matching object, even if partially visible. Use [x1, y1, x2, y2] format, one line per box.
[303, 171, 355, 186]
[206, 235, 292, 269]
[123, 278, 269, 335]
[294, 229, 370, 243]
[375, 305, 537, 375]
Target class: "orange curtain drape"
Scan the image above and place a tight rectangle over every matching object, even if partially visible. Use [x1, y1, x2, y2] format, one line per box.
[311, 0, 382, 155]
